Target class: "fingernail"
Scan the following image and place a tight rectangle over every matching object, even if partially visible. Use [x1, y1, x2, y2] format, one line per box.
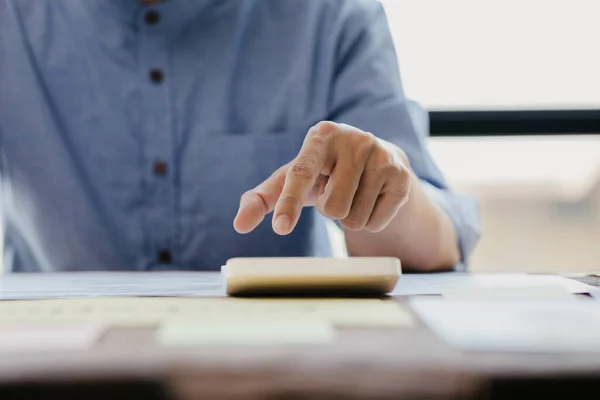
[274, 215, 291, 234]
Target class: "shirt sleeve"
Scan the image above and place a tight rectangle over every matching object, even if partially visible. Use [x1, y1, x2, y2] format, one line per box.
[327, 0, 481, 269]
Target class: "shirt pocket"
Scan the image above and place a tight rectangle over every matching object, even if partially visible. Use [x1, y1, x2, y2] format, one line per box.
[179, 128, 307, 216]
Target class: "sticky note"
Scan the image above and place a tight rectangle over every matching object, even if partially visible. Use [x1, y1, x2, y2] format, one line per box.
[0, 298, 413, 328]
[0, 324, 105, 353]
[442, 285, 576, 301]
[157, 317, 335, 346]
[218, 298, 415, 327]
[0, 298, 165, 326]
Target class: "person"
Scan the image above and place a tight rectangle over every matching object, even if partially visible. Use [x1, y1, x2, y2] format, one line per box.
[0, 0, 480, 273]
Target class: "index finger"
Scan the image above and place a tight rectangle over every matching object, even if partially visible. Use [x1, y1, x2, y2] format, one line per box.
[233, 165, 287, 234]
[272, 128, 332, 235]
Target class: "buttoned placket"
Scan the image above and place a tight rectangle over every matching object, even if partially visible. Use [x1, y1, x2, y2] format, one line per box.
[138, 6, 177, 269]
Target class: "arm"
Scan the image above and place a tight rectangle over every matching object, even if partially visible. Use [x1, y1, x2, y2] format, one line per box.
[328, 2, 480, 271]
[233, 118, 478, 272]
[345, 145, 460, 271]
[233, 1, 480, 271]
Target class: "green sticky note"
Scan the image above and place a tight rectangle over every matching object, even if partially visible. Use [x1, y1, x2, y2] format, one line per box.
[156, 317, 335, 346]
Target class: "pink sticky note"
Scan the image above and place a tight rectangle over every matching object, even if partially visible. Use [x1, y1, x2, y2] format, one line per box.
[0, 324, 106, 353]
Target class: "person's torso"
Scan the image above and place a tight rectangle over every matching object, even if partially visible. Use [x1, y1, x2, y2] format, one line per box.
[0, 0, 350, 271]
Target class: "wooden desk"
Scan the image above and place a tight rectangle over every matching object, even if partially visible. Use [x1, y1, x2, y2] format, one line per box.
[0, 277, 599, 400]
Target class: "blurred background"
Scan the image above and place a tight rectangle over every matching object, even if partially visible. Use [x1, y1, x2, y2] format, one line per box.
[379, 0, 600, 273]
[331, 0, 600, 273]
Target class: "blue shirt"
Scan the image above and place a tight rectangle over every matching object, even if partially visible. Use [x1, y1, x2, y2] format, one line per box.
[0, 0, 480, 273]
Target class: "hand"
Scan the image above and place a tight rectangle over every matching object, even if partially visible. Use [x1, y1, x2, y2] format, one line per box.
[233, 121, 412, 235]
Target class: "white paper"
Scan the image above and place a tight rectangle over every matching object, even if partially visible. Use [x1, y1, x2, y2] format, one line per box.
[0, 272, 225, 300]
[410, 298, 600, 353]
[441, 285, 576, 301]
[0, 270, 594, 300]
[392, 272, 594, 296]
[589, 288, 600, 299]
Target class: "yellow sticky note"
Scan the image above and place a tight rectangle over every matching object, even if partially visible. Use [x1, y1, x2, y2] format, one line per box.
[314, 299, 414, 327]
[0, 298, 180, 326]
[157, 317, 335, 346]
[219, 298, 414, 327]
[0, 297, 413, 328]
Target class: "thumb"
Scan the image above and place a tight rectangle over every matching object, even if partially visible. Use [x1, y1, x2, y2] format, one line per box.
[233, 165, 287, 234]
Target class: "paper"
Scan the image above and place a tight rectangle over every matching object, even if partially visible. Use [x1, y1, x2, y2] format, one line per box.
[0, 297, 413, 328]
[392, 272, 594, 296]
[157, 317, 335, 346]
[589, 288, 600, 299]
[0, 271, 225, 300]
[0, 324, 105, 353]
[1, 271, 593, 300]
[411, 298, 600, 353]
[442, 285, 576, 301]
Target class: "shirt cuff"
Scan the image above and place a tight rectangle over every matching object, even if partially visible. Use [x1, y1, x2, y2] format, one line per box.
[420, 180, 481, 271]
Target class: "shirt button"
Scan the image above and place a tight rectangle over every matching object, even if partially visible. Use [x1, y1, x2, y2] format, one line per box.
[158, 250, 172, 264]
[145, 10, 160, 25]
[149, 69, 164, 83]
[153, 161, 168, 177]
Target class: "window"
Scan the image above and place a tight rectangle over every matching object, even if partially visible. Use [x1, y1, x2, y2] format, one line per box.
[381, 0, 600, 111]
[380, 0, 600, 272]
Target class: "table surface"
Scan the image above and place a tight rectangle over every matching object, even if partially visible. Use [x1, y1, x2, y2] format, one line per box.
[0, 275, 599, 400]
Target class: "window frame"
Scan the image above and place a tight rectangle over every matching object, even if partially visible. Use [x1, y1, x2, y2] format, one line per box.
[429, 110, 600, 137]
